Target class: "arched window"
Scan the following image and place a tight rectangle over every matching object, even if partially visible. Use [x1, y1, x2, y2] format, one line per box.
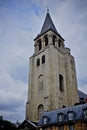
[37, 58, 40, 67]
[45, 36, 48, 47]
[53, 35, 56, 45]
[38, 39, 42, 51]
[42, 55, 45, 64]
[59, 74, 64, 92]
[38, 75, 43, 93]
[38, 104, 44, 119]
[58, 39, 61, 47]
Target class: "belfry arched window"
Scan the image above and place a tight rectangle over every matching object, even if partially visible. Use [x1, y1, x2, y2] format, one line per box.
[59, 74, 64, 92]
[58, 39, 61, 47]
[38, 39, 42, 51]
[45, 36, 48, 47]
[38, 104, 44, 119]
[42, 55, 45, 64]
[53, 35, 56, 45]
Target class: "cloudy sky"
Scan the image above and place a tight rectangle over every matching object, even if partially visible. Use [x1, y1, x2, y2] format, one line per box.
[0, 0, 87, 123]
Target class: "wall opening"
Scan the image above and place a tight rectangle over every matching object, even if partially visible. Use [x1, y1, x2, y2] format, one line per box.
[38, 104, 44, 119]
[59, 74, 64, 92]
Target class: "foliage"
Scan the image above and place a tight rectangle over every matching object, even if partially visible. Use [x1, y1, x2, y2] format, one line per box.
[0, 119, 17, 130]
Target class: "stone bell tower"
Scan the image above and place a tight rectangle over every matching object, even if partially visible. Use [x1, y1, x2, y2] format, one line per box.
[26, 10, 79, 122]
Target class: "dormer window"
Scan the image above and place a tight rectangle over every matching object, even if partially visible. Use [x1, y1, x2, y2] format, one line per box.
[58, 113, 64, 122]
[79, 97, 84, 103]
[67, 111, 74, 121]
[83, 108, 87, 119]
[69, 125, 74, 130]
[59, 126, 64, 130]
[42, 116, 49, 125]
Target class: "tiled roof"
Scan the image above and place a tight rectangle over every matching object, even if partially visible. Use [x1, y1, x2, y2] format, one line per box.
[38, 103, 87, 126]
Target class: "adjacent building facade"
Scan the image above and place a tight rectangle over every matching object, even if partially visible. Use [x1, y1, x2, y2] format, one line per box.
[38, 103, 87, 130]
[26, 10, 79, 122]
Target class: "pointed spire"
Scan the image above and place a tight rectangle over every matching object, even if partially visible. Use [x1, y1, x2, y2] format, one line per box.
[40, 10, 58, 35]
[34, 10, 64, 41]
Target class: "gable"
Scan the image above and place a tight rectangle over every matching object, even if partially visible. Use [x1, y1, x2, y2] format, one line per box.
[18, 120, 37, 130]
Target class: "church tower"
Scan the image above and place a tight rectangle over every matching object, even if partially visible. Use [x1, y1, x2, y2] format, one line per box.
[26, 10, 79, 122]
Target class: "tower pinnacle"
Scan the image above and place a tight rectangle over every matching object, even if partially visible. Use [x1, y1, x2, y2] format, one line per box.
[47, 6, 49, 13]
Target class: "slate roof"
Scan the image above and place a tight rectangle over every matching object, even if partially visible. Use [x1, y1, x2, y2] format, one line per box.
[38, 103, 87, 126]
[18, 120, 37, 129]
[78, 90, 87, 99]
[34, 10, 64, 40]
[40, 11, 58, 35]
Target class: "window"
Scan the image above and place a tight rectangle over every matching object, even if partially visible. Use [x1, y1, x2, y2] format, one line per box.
[42, 116, 49, 125]
[45, 36, 48, 47]
[59, 126, 64, 130]
[38, 40, 42, 51]
[58, 113, 64, 122]
[42, 55, 45, 64]
[67, 111, 74, 121]
[58, 39, 61, 47]
[38, 75, 43, 94]
[85, 98, 87, 103]
[69, 125, 74, 130]
[79, 97, 84, 103]
[83, 108, 87, 119]
[53, 35, 56, 45]
[62, 105, 66, 108]
[37, 58, 40, 66]
[38, 104, 44, 119]
[59, 74, 64, 92]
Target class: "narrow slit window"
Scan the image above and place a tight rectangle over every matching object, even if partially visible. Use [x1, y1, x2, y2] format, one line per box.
[59, 74, 64, 92]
